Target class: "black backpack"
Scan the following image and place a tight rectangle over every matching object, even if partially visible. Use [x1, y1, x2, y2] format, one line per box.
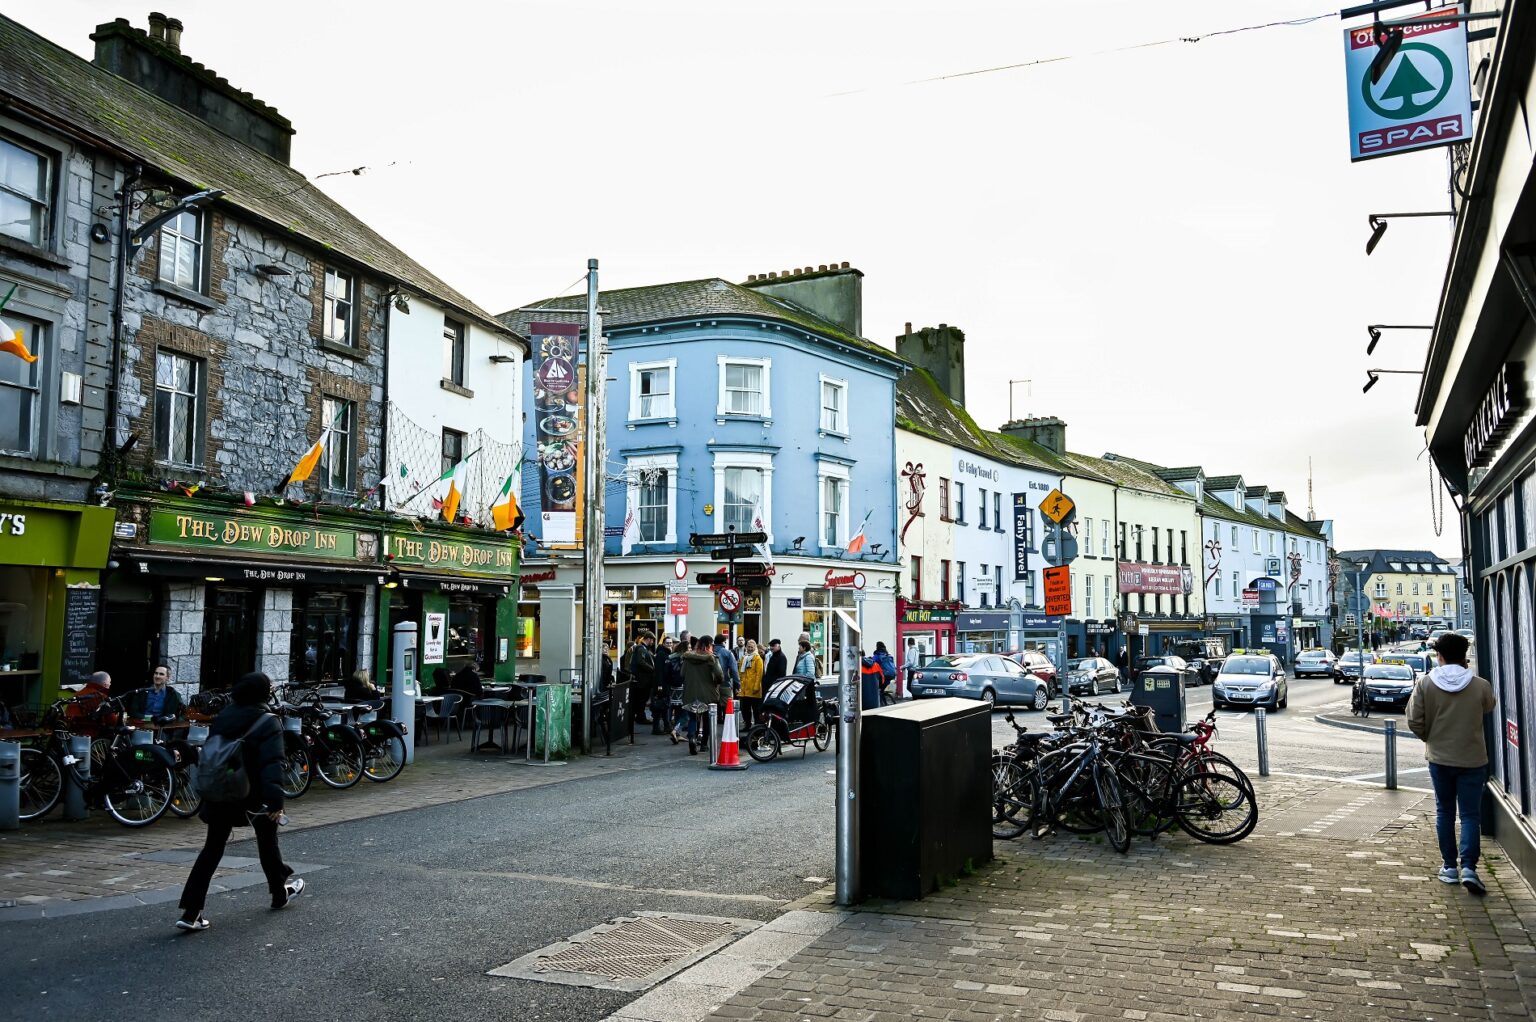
[194, 715, 270, 803]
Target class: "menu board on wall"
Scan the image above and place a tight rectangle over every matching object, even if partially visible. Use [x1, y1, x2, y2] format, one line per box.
[61, 585, 101, 687]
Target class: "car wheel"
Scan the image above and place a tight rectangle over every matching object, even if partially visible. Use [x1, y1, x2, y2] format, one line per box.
[1032, 687, 1048, 711]
[982, 688, 997, 710]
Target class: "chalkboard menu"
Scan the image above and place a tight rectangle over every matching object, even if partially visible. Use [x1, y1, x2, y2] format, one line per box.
[61, 586, 100, 687]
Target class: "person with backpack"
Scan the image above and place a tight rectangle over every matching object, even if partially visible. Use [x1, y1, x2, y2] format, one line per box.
[872, 641, 897, 701]
[176, 671, 302, 932]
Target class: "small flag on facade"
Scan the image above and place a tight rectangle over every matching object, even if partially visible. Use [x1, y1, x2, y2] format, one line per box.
[243, 491, 256, 506]
[431, 458, 468, 523]
[846, 509, 873, 555]
[491, 473, 524, 532]
[278, 402, 347, 490]
[0, 284, 35, 363]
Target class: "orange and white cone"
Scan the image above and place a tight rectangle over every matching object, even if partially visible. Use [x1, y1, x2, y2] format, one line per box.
[709, 697, 749, 771]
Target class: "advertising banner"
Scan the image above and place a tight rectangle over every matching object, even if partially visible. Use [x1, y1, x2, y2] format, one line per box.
[1012, 493, 1030, 580]
[1117, 562, 1189, 595]
[1343, 12, 1471, 161]
[530, 323, 584, 548]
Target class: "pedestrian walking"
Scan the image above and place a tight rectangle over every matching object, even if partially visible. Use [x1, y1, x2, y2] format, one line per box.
[738, 639, 764, 728]
[872, 641, 896, 702]
[859, 648, 884, 709]
[624, 631, 657, 728]
[1407, 633, 1497, 894]
[674, 636, 727, 755]
[713, 633, 740, 697]
[176, 672, 301, 932]
[903, 638, 921, 690]
[763, 638, 788, 689]
[793, 638, 817, 677]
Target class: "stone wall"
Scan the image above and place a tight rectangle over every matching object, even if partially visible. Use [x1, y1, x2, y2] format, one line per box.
[118, 197, 385, 497]
[160, 581, 204, 693]
[258, 588, 294, 684]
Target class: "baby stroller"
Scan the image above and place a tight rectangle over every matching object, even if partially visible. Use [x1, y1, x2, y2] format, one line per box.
[744, 675, 835, 763]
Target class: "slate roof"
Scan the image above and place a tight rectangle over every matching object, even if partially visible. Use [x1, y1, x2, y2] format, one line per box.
[895, 370, 1083, 477]
[0, 15, 514, 339]
[498, 277, 901, 363]
[1335, 549, 1455, 574]
[1061, 452, 1187, 499]
[1204, 475, 1244, 490]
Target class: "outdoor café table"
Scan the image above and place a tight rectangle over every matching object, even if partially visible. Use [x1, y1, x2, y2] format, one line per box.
[470, 698, 523, 752]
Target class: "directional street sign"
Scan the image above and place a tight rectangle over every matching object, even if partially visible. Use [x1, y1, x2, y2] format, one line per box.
[710, 546, 757, 561]
[718, 586, 743, 614]
[729, 562, 770, 577]
[1043, 565, 1071, 617]
[690, 531, 767, 547]
[697, 572, 767, 588]
[1040, 489, 1075, 525]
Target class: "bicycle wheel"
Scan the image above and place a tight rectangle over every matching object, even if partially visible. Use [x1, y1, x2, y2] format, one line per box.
[103, 767, 173, 827]
[1180, 749, 1254, 793]
[19, 748, 62, 821]
[1118, 754, 1178, 836]
[745, 725, 781, 763]
[812, 720, 831, 752]
[316, 735, 364, 789]
[362, 735, 407, 783]
[1093, 761, 1131, 853]
[1053, 768, 1105, 834]
[168, 764, 202, 818]
[280, 733, 313, 799]
[1173, 770, 1258, 845]
[991, 752, 1031, 840]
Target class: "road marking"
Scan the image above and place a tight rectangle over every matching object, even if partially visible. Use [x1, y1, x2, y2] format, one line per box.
[1267, 770, 1433, 793]
[1345, 766, 1431, 782]
[471, 870, 789, 905]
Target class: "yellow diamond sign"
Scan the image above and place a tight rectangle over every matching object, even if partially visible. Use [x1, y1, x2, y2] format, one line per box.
[1040, 489, 1075, 525]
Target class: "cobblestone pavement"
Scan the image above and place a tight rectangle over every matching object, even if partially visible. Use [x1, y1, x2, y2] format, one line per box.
[699, 776, 1536, 1022]
[0, 730, 678, 913]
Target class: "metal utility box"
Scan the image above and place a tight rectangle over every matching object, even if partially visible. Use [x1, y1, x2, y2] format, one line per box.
[1131, 665, 1186, 734]
[858, 697, 993, 900]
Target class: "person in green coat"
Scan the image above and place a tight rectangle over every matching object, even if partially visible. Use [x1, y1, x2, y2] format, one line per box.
[673, 636, 726, 755]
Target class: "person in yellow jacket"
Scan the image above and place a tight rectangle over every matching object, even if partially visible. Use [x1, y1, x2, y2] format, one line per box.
[738, 639, 765, 729]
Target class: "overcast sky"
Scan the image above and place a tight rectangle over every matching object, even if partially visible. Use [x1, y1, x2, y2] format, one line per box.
[27, 1, 1459, 555]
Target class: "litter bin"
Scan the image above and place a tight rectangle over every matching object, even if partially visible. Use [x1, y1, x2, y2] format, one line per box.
[0, 740, 19, 830]
[858, 697, 992, 900]
[1131, 664, 1186, 734]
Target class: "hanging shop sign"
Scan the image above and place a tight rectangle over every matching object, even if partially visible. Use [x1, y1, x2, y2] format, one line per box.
[530, 322, 584, 548]
[147, 508, 371, 562]
[385, 530, 518, 578]
[1343, 12, 1472, 161]
[1012, 493, 1030, 581]
[1464, 362, 1527, 468]
[900, 606, 955, 625]
[1117, 562, 1189, 595]
[824, 569, 866, 589]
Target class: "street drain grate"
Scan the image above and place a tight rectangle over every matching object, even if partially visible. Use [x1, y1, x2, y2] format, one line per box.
[488, 911, 759, 992]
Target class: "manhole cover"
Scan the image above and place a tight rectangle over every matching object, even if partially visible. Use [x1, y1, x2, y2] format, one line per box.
[488, 912, 759, 991]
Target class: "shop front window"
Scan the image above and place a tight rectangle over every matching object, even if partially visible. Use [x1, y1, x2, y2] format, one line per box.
[290, 590, 359, 684]
[446, 596, 491, 673]
[202, 586, 258, 689]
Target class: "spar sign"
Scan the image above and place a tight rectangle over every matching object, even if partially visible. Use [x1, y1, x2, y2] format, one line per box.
[1343, 13, 1472, 161]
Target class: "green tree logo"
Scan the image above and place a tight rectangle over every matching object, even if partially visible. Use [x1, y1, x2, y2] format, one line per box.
[1363, 42, 1453, 120]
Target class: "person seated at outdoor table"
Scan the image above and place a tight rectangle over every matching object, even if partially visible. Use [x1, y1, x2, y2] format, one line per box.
[428, 667, 452, 695]
[66, 670, 115, 725]
[125, 664, 186, 723]
[453, 663, 485, 700]
[343, 669, 386, 707]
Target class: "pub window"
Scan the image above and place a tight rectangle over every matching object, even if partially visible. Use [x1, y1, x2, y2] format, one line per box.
[993, 492, 1003, 533]
[1101, 519, 1109, 556]
[153, 350, 202, 466]
[323, 267, 355, 345]
[441, 427, 465, 476]
[954, 482, 965, 524]
[1085, 573, 1094, 617]
[321, 396, 354, 491]
[157, 208, 205, 292]
[0, 134, 52, 246]
[442, 316, 466, 385]
[1084, 517, 1093, 555]
[0, 314, 43, 457]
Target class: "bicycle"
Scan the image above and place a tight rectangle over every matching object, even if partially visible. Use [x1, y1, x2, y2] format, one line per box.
[19, 698, 176, 827]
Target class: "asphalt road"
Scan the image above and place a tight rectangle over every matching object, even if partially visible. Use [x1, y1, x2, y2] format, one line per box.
[1, 747, 840, 1022]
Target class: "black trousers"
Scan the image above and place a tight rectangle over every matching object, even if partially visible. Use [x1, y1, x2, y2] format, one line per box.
[179, 814, 292, 914]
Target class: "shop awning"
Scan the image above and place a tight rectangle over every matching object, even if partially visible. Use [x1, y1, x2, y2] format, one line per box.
[120, 553, 388, 587]
[394, 571, 512, 597]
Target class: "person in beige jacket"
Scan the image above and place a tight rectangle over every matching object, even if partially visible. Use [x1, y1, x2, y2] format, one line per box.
[1407, 632, 1496, 894]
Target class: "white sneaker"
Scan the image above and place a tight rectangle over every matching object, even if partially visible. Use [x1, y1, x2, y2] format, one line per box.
[175, 913, 210, 932]
[272, 877, 305, 909]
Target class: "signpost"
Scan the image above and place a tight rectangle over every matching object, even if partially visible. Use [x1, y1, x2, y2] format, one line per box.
[1043, 565, 1071, 617]
[689, 529, 757, 644]
[1040, 491, 1077, 696]
[1040, 489, 1076, 525]
[710, 546, 757, 561]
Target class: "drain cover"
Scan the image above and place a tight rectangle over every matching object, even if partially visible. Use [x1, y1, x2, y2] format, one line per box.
[488, 912, 759, 991]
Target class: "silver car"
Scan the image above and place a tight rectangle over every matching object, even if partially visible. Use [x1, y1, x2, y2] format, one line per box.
[1293, 648, 1338, 679]
[910, 653, 1051, 710]
[1212, 654, 1288, 711]
[1064, 657, 1121, 696]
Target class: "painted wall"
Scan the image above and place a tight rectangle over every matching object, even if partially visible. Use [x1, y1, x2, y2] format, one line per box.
[1114, 487, 1204, 619]
[948, 447, 1057, 611]
[1060, 472, 1117, 620]
[895, 429, 956, 602]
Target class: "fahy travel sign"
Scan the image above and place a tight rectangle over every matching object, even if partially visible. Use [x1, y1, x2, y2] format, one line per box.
[1343, 14, 1472, 162]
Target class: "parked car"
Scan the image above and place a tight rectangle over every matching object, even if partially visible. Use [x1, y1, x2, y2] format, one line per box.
[1293, 648, 1338, 679]
[1212, 653, 1288, 711]
[1359, 663, 1416, 712]
[1454, 628, 1476, 642]
[910, 653, 1051, 710]
[1062, 657, 1121, 696]
[1336, 650, 1377, 683]
[1006, 649, 1058, 693]
[1133, 655, 1202, 687]
[1378, 651, 1432, 677]
[1171, 638, 1227, 683]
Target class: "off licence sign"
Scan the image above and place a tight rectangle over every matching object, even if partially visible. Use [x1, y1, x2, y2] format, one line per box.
[1043, 565, 1071, 616]
[1343, 12, 1471, 161]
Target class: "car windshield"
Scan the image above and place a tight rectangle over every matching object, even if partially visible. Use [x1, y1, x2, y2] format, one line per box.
[1136, 658, 1166, 668]
[1067, 659, 1096, 671]
[1381, 655, 1426, 672]
[1340, 653, 1368, 665]
[1223, 657, 1271, 675]
[925, 655, 981, 669]
[1365, 665, 1414, 680]
[1297, 651, 1327, 660]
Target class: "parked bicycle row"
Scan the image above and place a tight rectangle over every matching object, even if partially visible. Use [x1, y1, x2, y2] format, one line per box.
[12, 683, 410, 828]
[990, 699, 1258, 853]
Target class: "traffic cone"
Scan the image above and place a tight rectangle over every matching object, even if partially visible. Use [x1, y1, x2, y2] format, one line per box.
[709, 697, 749, 771]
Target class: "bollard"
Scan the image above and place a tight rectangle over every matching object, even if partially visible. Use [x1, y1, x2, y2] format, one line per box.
[708, 702, 719, 767]
[0, 740, 20, 831]
[1384, 719, 1398, 790]
[63, 735, 91, 820]
[1255, 707, 1270, 777]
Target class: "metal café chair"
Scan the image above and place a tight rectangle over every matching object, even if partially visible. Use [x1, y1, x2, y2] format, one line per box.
[423, 692, 463, 744]
[470, 700, 512, 753]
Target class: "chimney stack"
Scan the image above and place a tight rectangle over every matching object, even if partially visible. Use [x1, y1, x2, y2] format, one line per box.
[895, 323, 967, 405]
[164, 16, 183, 52]
[741, 262, 864, 338]
[147, 11, 167, 40]
[999, 416, 1067, 456]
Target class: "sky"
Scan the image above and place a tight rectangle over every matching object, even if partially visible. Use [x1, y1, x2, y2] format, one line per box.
[22, 1, 1461, 555]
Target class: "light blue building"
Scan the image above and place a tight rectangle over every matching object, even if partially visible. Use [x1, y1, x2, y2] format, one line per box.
[504, 266, 906, 676]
